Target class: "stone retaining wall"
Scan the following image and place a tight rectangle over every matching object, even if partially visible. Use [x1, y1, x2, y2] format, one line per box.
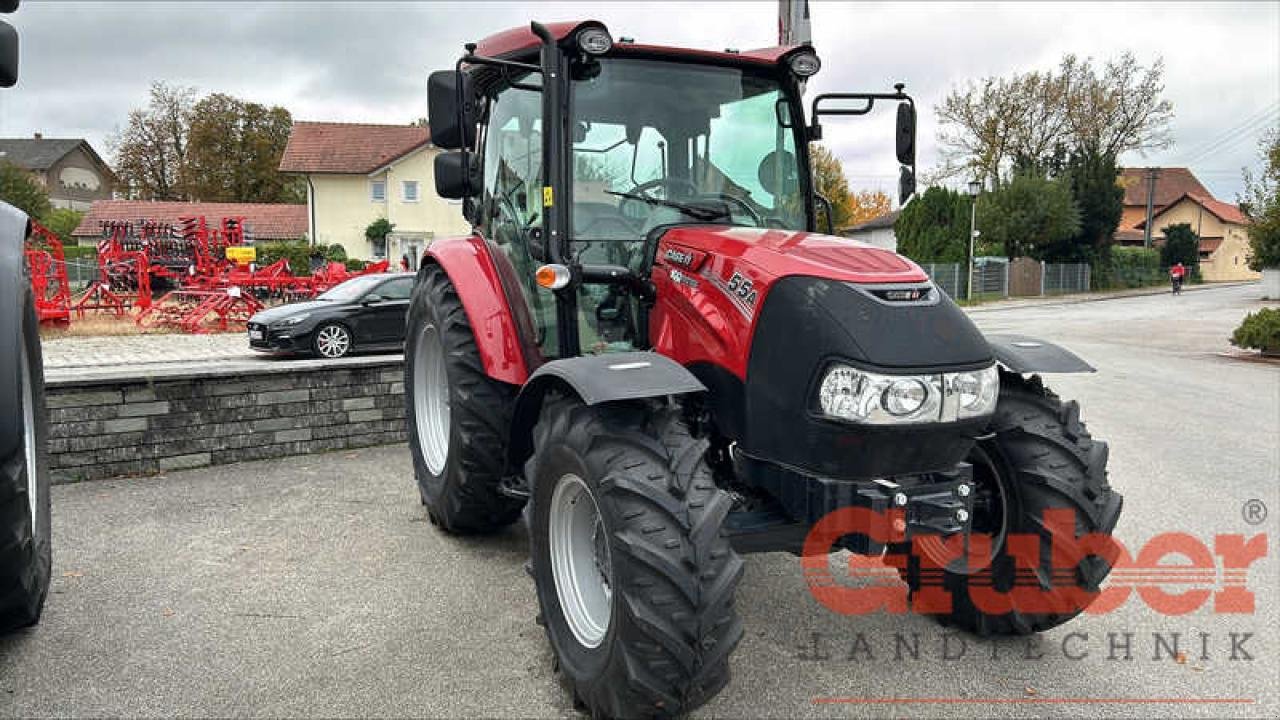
[45, 357, 406, 483]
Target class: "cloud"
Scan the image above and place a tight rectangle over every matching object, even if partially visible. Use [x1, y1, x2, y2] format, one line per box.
[2, 1, 1275, 201]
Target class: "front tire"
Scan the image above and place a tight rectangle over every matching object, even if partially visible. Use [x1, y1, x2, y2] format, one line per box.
[312, 322, 352, 359]
[900, 372, 1122, 635]
[0, 286, 52, 633]
[528, 398, 744, 718]
[405, 264, 523, 533]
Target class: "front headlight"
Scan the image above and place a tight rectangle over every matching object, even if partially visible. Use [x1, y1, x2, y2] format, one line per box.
[271, 314, 309, 328]
[817, 363, 998, 425]
[950, 365, 999, 419]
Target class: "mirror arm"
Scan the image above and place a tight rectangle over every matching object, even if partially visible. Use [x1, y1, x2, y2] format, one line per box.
[814, 193, 836, 235]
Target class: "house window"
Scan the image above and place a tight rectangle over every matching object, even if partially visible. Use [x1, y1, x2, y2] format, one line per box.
[370, 180, 386, 202]
[402, 180, 420, 202]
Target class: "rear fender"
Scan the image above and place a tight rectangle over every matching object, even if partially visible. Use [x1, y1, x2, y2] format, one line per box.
[986, 334, 1095, 374]
[506, 352, 706, 473]
[422, 235, 536, 385]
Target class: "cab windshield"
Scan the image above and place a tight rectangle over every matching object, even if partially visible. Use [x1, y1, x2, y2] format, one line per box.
[571, 59, 805, 243]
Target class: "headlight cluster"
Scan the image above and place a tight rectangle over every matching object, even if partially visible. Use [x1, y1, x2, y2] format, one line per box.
[271, 314, 309, 328]
[817, 364, 999, 425]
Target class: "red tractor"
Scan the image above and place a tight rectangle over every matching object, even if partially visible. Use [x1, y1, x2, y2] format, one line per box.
[406, 21, 1121, 717]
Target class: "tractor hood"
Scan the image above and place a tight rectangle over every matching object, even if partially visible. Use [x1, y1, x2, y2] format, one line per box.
[656, 225, 930, 285]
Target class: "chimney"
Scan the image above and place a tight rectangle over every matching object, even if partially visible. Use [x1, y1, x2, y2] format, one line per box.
[33, 132, 42, 140]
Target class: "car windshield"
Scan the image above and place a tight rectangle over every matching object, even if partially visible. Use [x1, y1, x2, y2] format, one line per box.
[570, 59, 806, 242]
[317, 275, 384, 302]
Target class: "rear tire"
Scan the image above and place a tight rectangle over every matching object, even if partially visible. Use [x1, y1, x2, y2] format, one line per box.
[0, 285, 52, 633]
[527, 398, 744, 718]
[899, 372, 1122, 635]
[405, 264, 523, 533]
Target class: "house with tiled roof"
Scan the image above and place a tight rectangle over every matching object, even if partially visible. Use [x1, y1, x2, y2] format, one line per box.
[278, 121, 468, 263]
[0, 134, 116, 210]
[1133, 192, 1259, 282]
[1115, 167, 1213, 245]
[71, 200, 308, 243]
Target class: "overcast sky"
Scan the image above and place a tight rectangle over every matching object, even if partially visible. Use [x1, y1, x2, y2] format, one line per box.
[2, 1, 1277, 203]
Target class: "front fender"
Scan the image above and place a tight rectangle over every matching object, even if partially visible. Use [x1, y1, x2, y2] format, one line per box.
[505, 352, 706, 474]
[422, 235, 536, 385]
[986, 334, 1095, 374]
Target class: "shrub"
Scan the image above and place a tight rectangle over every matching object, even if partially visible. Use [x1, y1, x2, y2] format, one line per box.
[1096, 246, 1162, 288]
[40, 208, 85, 245]
[344, 258, 366, 272]
[323, 243, 348, 263]
[255, 240, 313, 274]
[1231, 308, 1280, 355]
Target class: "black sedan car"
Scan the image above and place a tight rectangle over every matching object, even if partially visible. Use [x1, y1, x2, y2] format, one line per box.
[247, 273, 415, 358]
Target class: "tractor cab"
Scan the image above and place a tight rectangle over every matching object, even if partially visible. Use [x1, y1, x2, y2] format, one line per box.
[428, 20, 916, 360]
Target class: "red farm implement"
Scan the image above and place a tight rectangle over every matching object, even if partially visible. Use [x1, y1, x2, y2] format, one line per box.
[23, 220, 71, 325]
[136, 286, 264, 334]
[44, 214, 391, 333]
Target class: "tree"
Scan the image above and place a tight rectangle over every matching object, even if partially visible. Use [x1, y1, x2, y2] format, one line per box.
[0, 161, 51, 219]
[935, 53, 1172, 183]
[1059, 53, 1174, 159]
[1242, 128, 1280, 271]
[809, 144, 856, 228]
[893, 186, 971, 263]
[1039, 149, 1124, 262]
[186, 93, 304, 203]
[847, 190, 893, 227]
[40, 208, 84, 245]
[110, 82, 196, 200]
[1160, 223, 1200, 273]
[976, 171, 1081, 259]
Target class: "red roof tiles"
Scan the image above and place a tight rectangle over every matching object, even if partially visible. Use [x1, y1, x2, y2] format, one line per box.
[278, 122, 430, 174]
[1119, 167, 1212, 208]
[72, 200, 307, 240]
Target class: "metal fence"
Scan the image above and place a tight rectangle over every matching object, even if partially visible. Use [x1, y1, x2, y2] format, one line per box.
[917, 259, 1093, 300]
[919, 262, 964, 299]
[1042, 262, 1091, 295]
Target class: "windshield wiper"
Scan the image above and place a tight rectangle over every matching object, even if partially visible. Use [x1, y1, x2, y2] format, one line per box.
[604, 190, 728, 222]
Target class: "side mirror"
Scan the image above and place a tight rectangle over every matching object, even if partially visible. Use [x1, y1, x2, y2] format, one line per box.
[0, 21, 17, 88]
[757, 150, 799, 197]
[898, 166, 916, 205]
[428, 70, 478, 150]
[434, 151, 480, 200]
[362, 294, 384, 306]
[895, 103, 916, 166]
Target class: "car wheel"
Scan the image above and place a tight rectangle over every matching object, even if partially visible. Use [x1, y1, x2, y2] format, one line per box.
[313, 323, 352, 359]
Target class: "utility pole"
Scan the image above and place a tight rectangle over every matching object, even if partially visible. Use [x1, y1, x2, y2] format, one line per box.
[1142, 167, 1161, 249]
[778, 0, 812, 45]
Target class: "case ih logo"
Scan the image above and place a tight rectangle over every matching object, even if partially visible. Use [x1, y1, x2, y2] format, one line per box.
[663, 248, 695, 267]
[802, 507, 1267, 617]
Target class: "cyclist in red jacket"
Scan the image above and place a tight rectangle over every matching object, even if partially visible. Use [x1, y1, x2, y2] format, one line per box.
[1170, 262, 1186, 295]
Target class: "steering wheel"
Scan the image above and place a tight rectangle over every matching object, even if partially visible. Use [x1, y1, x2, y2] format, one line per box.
[617, 177, 764, 227]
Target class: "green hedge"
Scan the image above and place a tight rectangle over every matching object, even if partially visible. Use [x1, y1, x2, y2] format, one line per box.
[1096, 246, 1163, 289]
[255, 240, 351, 274]
[1231, 308, 1280, 355]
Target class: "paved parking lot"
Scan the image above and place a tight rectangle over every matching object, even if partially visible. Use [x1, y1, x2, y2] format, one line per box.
[3, 283, 1277, 718]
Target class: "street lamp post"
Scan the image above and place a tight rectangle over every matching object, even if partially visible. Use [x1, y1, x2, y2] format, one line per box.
[966, 179, 981, 301]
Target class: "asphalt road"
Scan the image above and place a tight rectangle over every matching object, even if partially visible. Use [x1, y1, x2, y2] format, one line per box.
[2, 283, 1277, 718]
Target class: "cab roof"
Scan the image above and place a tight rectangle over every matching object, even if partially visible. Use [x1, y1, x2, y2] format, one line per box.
[473, 20, 804, 68]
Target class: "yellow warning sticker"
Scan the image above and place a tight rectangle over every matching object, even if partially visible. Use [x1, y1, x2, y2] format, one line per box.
[226, 246, 257, 263]
[543, 186, 554, 207]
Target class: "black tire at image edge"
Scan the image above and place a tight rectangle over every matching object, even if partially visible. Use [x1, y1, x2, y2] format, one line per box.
[0, 284, 52, 633]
